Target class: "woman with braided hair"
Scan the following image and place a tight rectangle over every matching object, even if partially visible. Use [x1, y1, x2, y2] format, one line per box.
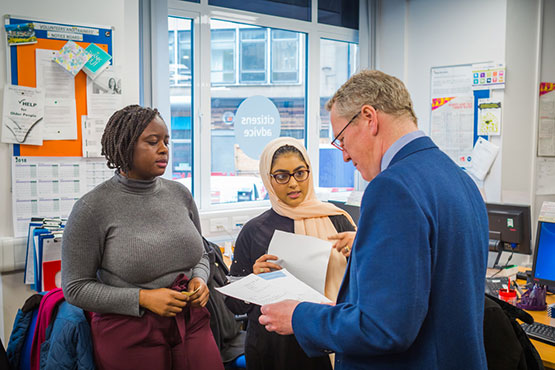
[62, 105, 224, 370]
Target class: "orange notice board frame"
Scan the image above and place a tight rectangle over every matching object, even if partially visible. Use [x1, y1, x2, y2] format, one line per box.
[7, 16, 113, 157]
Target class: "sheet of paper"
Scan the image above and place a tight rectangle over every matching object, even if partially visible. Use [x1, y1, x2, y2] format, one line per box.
[536, 158, 555, 195]
[1, 84, 45, 145]
[82, 117, 107, 157]
[430, 65, 473, 98]
[430, 95, 475, 167]
[538, 201, 555, 222]
[468, 137, 499, 181]
[215, 269, 331, 306]
[87, 66, 123, 119]
[538, 86, 555, 156]
[11, 156, 113, 237]
[35, 49, 77, 140]
[477, 99, 502, 136]
[267, 230, 331, 294]
[346, 191, 363, 206]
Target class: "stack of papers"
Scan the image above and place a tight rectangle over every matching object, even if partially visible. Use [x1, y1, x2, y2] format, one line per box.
[216, 230, 336, 306]
[216, 269, 331, 306]
[25, 218, 65, 292]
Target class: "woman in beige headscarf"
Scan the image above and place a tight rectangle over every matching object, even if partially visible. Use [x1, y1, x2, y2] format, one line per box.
[226, 137, 356, 370]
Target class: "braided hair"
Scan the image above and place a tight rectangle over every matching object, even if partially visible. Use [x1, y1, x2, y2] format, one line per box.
[271, 145, 307, 169]
[101, 105, 162, 173]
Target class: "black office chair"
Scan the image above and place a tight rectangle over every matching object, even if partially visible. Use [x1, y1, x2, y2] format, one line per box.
[483, 294, 544, 370]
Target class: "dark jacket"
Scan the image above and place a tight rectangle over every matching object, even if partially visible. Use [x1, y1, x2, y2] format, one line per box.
[293, 136, 489, 369]
[203, 237, 245, 364]
[484, 294, 544, 370]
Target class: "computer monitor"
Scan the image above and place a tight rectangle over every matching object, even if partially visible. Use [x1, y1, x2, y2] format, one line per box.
[531, 220, 555, 289]
[328, 200, 360, 225]
[486, 203, 531, 267]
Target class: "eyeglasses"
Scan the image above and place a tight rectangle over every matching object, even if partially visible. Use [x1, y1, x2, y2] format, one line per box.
[331, 111, 360, 151]
[270, 169, 310, 184]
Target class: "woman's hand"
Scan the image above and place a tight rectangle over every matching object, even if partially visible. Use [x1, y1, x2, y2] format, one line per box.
[253, 254, 282, 274]
[186, 277, 209, 308]
[328, 231, 356, 257]
[139, 288, 188, 317]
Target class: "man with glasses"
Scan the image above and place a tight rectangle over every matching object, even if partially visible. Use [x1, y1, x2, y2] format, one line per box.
[259, 70, 489, 369]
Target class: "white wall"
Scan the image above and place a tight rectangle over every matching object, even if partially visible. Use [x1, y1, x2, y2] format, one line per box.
[375, 0, 542, 267]
[534, 0, 555, 225]
[0, 0, 140, 342]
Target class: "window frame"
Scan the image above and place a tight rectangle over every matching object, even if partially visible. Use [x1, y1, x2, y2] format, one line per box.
[165, 0, 359, 212]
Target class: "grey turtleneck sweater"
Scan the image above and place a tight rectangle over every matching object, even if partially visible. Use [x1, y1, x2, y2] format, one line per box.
[61, 172, 209, 317]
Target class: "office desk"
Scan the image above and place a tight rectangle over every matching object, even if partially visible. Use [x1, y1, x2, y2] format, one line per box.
[515, 276, 555, 369]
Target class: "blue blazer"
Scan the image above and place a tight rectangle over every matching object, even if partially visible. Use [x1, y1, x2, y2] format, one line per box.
[292, 136, 488, 370]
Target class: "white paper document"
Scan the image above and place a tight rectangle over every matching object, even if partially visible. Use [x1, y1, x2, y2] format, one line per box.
[430, 65, 473, 98]
[11, 156, 114, 237]
[35, 49, 77, 140]
[267, 230, 332, 294]
[430, 95, 475, 167]
[1, 84, 45, 145]
[82, 117, 107, 157]
[538, 89, 555, 156]
[477, 99, 502, 136]
[215, 269, 331, 306]
[536, 158, 555, 195]
[86, 66, 123, 120]
[538, 201, 555, 222]
[468, 137, 499, 181]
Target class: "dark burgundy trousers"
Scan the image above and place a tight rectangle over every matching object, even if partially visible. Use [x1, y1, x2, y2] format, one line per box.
[91, 306, 224, 370]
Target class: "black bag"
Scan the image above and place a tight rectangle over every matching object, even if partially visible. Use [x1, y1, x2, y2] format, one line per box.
[483, 293, 544, 370]
[202, 237, 245, 364]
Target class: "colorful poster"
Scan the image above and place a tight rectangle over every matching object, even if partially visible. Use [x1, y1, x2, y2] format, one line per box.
[5, 23, 37, 46]
[538, 82, 555, 157]
[430, 96, 475, 167]
[477, 99, 502, 136]
[52, 40, 91, 76]
[472, 63, 506, 90]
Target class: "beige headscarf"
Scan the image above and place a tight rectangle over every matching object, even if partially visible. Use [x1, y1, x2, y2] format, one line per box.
[259, 137, 356, 301]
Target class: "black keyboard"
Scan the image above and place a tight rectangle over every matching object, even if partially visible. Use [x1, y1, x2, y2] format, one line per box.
[521, 322, 555, 346]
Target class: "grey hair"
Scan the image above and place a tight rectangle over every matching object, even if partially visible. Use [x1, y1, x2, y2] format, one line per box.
[325, 70, 417, 125]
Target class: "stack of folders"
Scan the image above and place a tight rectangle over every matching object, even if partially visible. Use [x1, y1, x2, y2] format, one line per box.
[24, 217, 65, 292]
[548, 303, 554, 319]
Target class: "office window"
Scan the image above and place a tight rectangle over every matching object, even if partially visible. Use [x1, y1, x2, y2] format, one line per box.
[271, 30, 299, 83]
[319, 38, 358, 193]
[177, 30, 192, 76]
[165, 3, 360, 209]
[211, 28, 236, 84]
[169, 30, 175, 65]
[240, 28, 267, 83]
[208, 0, 310, 22]
[318, 0, 359, 30]
[210, 20, 306, 204]
[168, 17, 193, 187]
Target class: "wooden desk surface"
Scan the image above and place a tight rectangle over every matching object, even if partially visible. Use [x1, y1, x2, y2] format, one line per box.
[516, 275, 555, 369]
